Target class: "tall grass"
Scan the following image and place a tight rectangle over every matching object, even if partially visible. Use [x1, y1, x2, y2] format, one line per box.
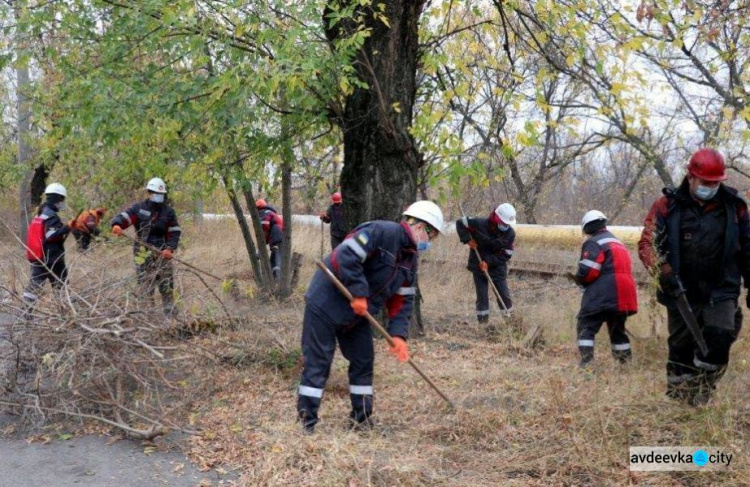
[2, 217, 747, 485]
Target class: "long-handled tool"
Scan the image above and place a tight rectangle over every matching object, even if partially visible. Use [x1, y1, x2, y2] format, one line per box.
[458, 203, 509, 314]
[120, 232, 224, 282]
[319, 220, 325, 259]
[315, 260, 454, 408]
[671, 277, 709, 356]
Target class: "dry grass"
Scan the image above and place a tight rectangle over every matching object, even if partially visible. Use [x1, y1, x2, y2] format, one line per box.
[2, 219, 750, 485]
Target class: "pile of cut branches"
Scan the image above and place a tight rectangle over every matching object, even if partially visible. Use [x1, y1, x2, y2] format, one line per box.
[0, 266, 226, 440]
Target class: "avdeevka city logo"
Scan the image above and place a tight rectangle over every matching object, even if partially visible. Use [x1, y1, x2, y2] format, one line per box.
[629, 446, 733, 471]
[693, 449, 709, 467]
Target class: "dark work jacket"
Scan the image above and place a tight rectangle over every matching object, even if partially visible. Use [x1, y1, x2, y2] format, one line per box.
[39, 204, 70, 264]
[258, 205, 283, 247]
[304, 221, 418, 339]
[576, 229, 638, 317]
[455, 217, 515, 272]
[322, 203, 347, 239]
[638, 178, 750, 305]
[111, 200, 181, 254]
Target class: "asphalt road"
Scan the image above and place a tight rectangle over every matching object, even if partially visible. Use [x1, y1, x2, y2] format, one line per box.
[0, 434, 226, 487]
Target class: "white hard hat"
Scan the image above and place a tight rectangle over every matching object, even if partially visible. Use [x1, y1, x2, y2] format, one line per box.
[581, 210, 607, 229]
[494, 203, 517, 227]
[402, 200, 445, 234]
[145, 177, 167, 194]
[44, 183, 67, 198]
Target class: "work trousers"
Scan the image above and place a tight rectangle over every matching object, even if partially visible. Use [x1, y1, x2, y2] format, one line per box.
[665, 299, 740, 398]
[297, 305, 374, 430]
[576, 311, 632, 365]
[472, 266, 512, 323]
[23, 257, 68, 310]
[137, 256, 175, 316]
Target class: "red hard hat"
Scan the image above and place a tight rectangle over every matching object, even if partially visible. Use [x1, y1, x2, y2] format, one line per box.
[687, 148, 727, 182]
[255, 198, 267, 208]
[331, 192, 342, 203]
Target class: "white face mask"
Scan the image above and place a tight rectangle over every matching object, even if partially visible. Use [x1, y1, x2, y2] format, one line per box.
[694, 185, 718, 201]
[150, 193, 165, 203]
[57, 201, 66, 211]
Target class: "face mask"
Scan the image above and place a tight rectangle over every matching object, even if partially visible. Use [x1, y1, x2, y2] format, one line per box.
[56, 201, 66, 211]
[497, 224, 509, 232]
[150, 193, 165, 203]
[413, 224, 432, 252]
[694, 185, 718, 201]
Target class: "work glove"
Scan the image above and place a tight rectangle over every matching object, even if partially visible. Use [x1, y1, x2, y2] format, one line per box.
[68, 218, 78, 230]
[658, 272, 680, 296]
[389, 337, 409, 363]
[112, 225, 123, 236]
[319, 212, 327, 221]
[270, 245, 279, 252]
[479, 261, 488, 272]
[351, 297, 368, 316]
[161, 249, 173, 260]
[468, 240, 478, 250]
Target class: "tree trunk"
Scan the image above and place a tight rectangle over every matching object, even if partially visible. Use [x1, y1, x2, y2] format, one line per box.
[326, 0, 426, 225]
[16, 0, 32, 239]
[240, 187, 274, 289]
[222, 176, 263, 286]
[278, 160, 293, 298]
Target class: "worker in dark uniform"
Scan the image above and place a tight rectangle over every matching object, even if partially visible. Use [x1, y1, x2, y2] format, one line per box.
[639, 148, 750, 405]
[297, 201, 444, 433]
[256, 199, 284, 280]
[456, 203, 516, 323]
[319, 192, 346, 249]
[574, 210, 638, 367]
[22, 183, 77, 314]
[111, 178, 181, 317]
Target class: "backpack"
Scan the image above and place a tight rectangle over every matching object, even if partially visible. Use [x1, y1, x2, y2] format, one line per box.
[26, 215, 45, 262]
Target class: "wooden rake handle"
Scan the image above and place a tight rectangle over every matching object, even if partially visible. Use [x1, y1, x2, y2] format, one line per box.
[315, 260, 454, 408]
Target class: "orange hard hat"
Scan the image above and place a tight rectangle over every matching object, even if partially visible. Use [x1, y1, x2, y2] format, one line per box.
[255, 198, 267, 208]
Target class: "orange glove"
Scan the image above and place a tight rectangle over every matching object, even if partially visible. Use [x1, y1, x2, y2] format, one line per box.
[468, 240, 478, 250]
[68, 218, 78, 230]
[350, 297, 368, 316]
[112, 225, 123, 236]
[389, 337, 409, 362]
[161, 249, 173, 260]
[479, 261, 488, 272]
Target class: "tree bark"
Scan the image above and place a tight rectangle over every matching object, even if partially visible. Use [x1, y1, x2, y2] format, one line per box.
[325, 0, 426, 226]
[222, 175, 263, 286]
[16, 0, 32, 239]
[279, 160, 293, 298]
[240, 187, 274, 288]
